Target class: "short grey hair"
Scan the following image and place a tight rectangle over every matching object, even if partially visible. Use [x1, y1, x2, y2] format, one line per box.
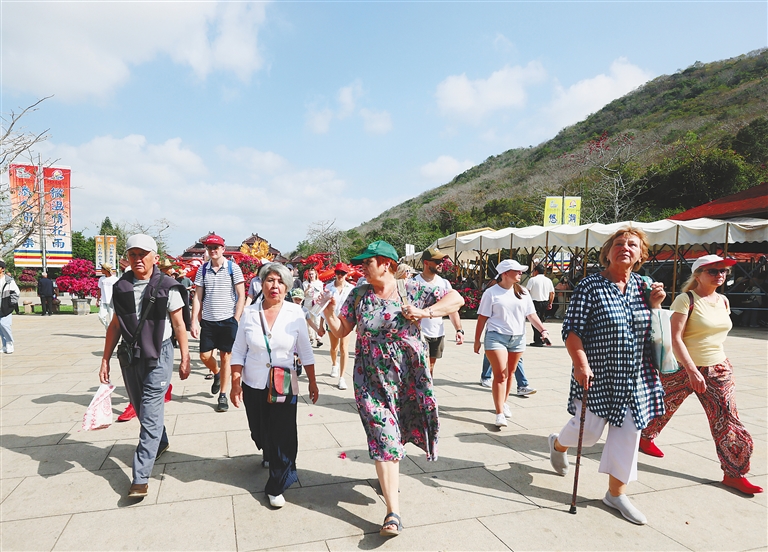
[258, 262, 293, 289]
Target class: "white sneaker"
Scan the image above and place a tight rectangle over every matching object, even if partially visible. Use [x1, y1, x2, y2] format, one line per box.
[602, 491, 647, 525]
[495, 413, 507, 427]
[502, 403, 512, 418]
[517, 386, 537, 396]
[268, 494, 285, 508]
[337, 377, 347, 390]
[330, 365, 339, 378]
[480, 378, 492, 388]
[549, 433, 569, 476]
[4, 343, 13, 354]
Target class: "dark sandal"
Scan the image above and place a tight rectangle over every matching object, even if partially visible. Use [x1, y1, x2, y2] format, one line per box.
[379, 512, 402, 537]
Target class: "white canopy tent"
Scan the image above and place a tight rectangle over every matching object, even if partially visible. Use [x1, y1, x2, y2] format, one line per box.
[409, 218, 768, 261]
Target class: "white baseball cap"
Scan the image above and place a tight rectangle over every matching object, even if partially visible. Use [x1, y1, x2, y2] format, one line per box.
[496, 259, 528, 275]
[691, 254, 736, 273]
[125, 234, 158, 253]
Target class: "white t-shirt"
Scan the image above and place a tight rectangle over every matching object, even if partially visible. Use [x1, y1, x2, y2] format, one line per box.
[302, 279, 324, 309]
[414, 273, 453, 338]
[110, 277, 184, 342]
[478, 284, 535, 336]
[98, 275, 118, 305]
[194, 260, 245, 322]
[248, 277, 262, 299]
[231, 300, 315, 390]
[525, 273, 555, 302]
[323, 280, 354, 318]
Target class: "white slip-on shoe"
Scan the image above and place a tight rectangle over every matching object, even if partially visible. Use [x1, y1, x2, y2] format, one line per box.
[480, 378, 492, 388]
[495, 413, 507, 427]
[602, 491, 647, 525]
[549, 433, 569, 476]
[330, 365, 339, 378]
[502, 403, 512, 418]
[337, 377, 347, 390]
[5, 343, 13, 354]
[268, 494, 285, 508]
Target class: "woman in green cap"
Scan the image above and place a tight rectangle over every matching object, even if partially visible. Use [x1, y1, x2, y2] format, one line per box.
[323, 240, 464, 537]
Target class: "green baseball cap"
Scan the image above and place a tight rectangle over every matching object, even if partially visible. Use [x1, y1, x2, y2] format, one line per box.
[350, 240, 399, 264]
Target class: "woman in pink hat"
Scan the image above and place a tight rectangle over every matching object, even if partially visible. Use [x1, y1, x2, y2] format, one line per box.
[323, 263, 355, 390]
[640, 255, 762, 495]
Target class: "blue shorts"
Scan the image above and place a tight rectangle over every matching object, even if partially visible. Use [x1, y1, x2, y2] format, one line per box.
[484, 331, 525, 353]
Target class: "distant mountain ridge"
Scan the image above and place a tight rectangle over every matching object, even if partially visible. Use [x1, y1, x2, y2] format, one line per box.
[350, 49, 768, 251]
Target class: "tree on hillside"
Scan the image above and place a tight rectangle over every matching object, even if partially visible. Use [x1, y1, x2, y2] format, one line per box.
[305, 219, 347, 263]
[731, 117, 768, 166]
[71, 231, 96, 261]
[565, 131, 661, 223]
[0, 97, 52, 255]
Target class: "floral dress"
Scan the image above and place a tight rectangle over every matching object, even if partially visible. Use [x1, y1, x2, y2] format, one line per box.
[340, 280, 445, 461]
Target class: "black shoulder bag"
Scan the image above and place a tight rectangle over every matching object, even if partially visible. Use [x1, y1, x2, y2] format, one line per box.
[116, 279, 161, 369]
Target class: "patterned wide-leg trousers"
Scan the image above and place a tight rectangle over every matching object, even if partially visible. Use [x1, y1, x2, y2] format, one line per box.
[642, 359, 753, 478]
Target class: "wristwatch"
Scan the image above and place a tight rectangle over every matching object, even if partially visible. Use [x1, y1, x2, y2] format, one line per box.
[456, 329, 464, 334]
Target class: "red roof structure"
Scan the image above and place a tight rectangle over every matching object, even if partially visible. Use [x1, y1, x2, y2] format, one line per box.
[668, 182, 768, 221]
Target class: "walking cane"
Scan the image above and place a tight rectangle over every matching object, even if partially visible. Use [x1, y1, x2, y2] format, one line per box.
[569, 378, 591, 514]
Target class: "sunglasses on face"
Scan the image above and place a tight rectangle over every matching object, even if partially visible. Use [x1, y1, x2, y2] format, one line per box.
[705, 268, 729, 276]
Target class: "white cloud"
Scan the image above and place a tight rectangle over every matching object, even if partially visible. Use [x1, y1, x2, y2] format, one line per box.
[37, 135, 377, 254]
[306, 107, 334, 134]
[360, 109, 393, 134]
[337, 80, 363, 119]
[420, 155, 474, 184]
[544, 58, 652, 129]
[306, 80, 392, 135]
[493, 33, 516, 55]
[2, 1, 268, 101]
[436, 62, 547, 121]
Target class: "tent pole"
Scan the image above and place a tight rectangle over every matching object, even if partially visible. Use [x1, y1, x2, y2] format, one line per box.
[671, 225, 680, 300]
[544, 231, 549, 272]
[723, 223, 730, 258]
[583, 231, 589, 278]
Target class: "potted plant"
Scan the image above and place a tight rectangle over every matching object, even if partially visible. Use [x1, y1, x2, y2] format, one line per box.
[56, 259, 99, 315]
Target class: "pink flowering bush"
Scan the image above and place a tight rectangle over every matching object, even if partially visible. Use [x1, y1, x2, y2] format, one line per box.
[456, 287, 483, 319]
[56, 259, 99, 298]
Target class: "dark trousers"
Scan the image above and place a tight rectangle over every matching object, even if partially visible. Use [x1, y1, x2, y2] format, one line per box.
[532, 300, 549, 344]
[242, 382, 299, 496]
[40, 296, 54, 315]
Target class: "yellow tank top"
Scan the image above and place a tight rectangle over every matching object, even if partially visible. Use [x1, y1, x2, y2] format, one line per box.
[670, 291, 731, 367]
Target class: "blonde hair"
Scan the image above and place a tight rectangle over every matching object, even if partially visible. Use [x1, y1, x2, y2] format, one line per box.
[599, 227, 650, 271]
[395, 263, 414, 279]
[682, 270, 701, 293]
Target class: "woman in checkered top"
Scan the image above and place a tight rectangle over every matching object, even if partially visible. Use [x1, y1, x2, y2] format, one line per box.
[548, 227, 666, 525]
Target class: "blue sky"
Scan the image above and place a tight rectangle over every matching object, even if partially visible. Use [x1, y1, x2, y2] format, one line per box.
[2, 1, 766, 256]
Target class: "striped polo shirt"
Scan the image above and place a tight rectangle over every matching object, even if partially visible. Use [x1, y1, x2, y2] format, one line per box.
[194, 260, 245, 322]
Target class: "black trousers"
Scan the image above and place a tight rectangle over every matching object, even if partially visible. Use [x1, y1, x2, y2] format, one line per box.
[532, 300, 549, 344]
[242, 382, 299, 496]
[41, 296, 54, 315]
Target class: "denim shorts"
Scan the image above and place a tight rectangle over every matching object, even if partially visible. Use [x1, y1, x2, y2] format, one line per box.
[484, 331, 525, 352]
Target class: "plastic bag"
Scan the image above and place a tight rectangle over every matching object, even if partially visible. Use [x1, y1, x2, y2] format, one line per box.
[649, 309, 680, 374]
[82, 383, 116, 431]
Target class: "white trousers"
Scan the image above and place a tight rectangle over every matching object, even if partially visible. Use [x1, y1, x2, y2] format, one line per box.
[557, 399, 641, 484]
[98, 304, 114, 330]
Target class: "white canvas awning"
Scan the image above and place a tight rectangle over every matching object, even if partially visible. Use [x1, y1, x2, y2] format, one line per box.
[448, 218, 768, 257]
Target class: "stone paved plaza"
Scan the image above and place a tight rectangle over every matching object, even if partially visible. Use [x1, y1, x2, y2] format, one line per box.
[1, 312, 766, 551]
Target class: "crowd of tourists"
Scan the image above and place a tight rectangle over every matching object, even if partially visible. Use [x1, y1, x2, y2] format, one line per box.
[83, 228, 763, 537]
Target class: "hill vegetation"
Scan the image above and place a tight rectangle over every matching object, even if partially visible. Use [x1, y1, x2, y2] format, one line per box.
[295, 49, 768, 261]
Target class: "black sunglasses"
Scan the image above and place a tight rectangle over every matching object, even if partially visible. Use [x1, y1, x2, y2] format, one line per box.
[705, 268, 729, 276]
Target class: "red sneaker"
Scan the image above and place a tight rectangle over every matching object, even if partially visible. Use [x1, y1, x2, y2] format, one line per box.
[722, 475, 764, 495]
[117, 403, 136, 422]
[639, 437, 664, 458]
[165, 384, 172, 403]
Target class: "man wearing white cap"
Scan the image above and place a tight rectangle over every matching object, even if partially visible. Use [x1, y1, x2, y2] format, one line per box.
[99, 234, 191, 498]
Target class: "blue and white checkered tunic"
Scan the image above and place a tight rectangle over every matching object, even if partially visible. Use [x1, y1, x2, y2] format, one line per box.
[562, 272, 664, 430]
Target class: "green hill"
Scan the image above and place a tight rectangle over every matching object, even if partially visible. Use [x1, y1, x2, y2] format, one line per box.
[342, 49, 768, 259]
